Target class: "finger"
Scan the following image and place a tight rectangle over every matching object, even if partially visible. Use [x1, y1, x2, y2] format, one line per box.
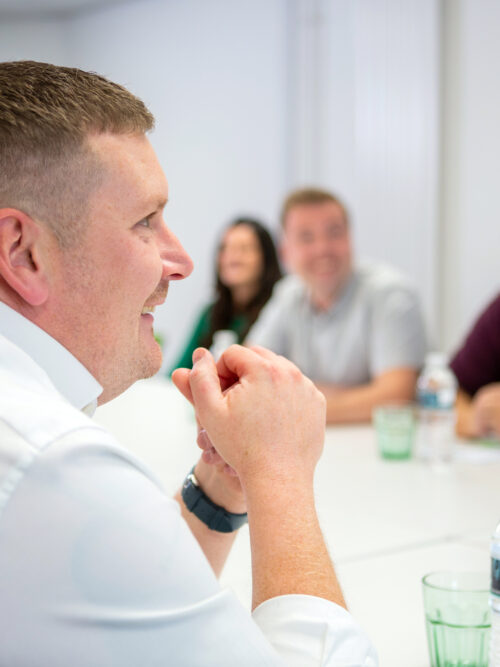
[248, 346, 303, 376]
[207, 448, 225, 466]
[215, 344, 272, 382]
[214, 358, 240, 393]
[247, 345, 292, 368]
[202, 448, 216, 464]
[197, 428, 211, 451]
[201, 447, 225, 466]
[247, 344, 279, 360]
[188, 348, 224, 419]
[171, 368, 194, 405]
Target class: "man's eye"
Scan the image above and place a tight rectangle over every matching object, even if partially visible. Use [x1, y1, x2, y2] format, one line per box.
[137, 217, 152, 229]
[326, 225, 346, 239]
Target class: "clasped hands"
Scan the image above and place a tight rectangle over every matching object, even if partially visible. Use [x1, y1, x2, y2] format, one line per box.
[172, 344, 326, 514]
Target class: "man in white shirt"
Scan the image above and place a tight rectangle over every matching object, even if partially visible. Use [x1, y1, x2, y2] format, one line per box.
[0, 61, 377, 666]
[247, 188, 426, 423]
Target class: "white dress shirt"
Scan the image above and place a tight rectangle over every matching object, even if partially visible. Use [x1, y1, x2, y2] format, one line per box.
[0, 302, 377, 666]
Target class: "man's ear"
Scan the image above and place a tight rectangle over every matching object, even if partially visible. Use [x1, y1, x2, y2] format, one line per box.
[0, 208, 50, 306]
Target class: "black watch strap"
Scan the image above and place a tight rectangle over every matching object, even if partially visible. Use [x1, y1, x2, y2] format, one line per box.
[181, 466, 248, 533]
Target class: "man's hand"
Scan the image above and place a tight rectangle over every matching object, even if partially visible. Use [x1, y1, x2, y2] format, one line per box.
[172, 367, 245, 514]
[193, 430, 246, 515]
[472, 383, 500, 437]
[176, 345, 326, 489]
[174, 345, 344, 610]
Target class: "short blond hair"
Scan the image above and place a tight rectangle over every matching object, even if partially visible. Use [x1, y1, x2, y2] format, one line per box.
[280, 187, 349, 228]
[0, 60, 154, 246]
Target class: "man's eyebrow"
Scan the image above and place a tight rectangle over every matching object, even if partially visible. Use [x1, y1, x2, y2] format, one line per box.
[145, 198, 168, 217]
[154, 197, 168, 212]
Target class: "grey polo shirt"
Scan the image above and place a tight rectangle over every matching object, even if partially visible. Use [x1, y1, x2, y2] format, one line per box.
[246, 263, 427, 386]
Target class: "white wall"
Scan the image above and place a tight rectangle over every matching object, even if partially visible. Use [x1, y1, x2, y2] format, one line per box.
[352, 0, 440, 341]
[0, 15, 67, 63]
[440, 0, 500, 353]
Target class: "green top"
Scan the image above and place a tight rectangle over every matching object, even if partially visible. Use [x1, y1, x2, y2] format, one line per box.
[168, 304, 250, 374]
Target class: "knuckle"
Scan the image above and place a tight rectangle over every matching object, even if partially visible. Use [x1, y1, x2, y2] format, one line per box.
[268, 364, 281, 383]
[260, 358, 273, 374]
[289, 364, 303, 382]
[317, 390, 327, 409]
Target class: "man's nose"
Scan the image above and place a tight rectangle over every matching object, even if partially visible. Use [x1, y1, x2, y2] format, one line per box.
[160, 227, 194, 281]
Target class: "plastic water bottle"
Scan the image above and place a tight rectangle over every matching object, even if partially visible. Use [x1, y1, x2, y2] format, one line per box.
[416, 352, 457, 464]
[209, 329, 237, 362]
[491, 521, 500, 666]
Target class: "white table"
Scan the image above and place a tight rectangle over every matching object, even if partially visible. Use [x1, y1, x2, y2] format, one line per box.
[95, 376, 500, 667]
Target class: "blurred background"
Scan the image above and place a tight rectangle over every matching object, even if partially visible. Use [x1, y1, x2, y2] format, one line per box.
[1, 0, 498, 370]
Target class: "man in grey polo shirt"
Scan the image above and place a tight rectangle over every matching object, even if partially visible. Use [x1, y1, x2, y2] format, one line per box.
[247, 188, 426, 424]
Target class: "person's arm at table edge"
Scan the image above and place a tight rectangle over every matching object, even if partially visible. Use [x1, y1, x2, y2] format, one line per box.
[455, 384, 500, 439]
[317, 367, 418, 424]
[455, 389, 478, 438]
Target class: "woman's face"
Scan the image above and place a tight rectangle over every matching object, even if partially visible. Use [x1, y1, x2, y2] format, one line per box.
[218, 225, 263, 290]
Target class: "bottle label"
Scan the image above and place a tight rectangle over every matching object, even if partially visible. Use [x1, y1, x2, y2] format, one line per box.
[418, 388, 455, 410]
[493, 556, 500, 596]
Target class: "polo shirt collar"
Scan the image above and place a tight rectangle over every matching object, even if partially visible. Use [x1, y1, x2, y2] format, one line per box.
[0, 302, 102, 415]
[307, 269, 358, 316]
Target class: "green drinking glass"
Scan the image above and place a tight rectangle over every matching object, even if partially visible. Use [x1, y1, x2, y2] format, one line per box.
[422, 571, 491, 667]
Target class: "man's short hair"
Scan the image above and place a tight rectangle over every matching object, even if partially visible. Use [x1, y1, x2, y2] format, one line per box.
[0, 60, 154, 246]
[280, 187, 349, 228]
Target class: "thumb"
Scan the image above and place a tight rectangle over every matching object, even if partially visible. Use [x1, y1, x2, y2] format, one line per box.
[189, 348, 224, 422]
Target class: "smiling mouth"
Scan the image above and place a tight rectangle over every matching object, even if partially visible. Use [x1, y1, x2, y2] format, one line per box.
[141, 306, 156, 315]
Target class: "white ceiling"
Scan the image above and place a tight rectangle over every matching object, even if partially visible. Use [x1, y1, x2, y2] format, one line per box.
[0, 0, 132, 18]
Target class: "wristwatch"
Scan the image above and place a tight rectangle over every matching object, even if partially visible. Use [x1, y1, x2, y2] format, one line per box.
[181, 466, 248, 533]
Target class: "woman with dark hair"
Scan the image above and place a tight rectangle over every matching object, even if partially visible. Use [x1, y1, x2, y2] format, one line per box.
[169, 217, 282, 372]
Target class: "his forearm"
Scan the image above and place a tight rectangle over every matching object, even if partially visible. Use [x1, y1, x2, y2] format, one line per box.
[318, 368, 417, 424]
[175, 489, 238, 577]
[242, 473, 346, 611]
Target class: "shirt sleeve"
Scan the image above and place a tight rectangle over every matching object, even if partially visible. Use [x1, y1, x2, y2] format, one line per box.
[369, 284, 427, 376]
[0, 426, 377, 667]
[253, 595, 378, 667]
[450, 294, 500, 396]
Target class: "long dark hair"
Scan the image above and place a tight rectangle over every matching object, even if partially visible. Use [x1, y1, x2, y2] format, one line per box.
[199, 217, 282, 349]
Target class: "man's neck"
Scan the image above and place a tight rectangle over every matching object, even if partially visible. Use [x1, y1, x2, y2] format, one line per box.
[308, 274, 352, 312]
[310, 290, 337, 312]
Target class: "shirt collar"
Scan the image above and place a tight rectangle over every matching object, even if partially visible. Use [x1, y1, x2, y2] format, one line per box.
[306, 270, 358, 316]
[0, 302, 102, 415]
